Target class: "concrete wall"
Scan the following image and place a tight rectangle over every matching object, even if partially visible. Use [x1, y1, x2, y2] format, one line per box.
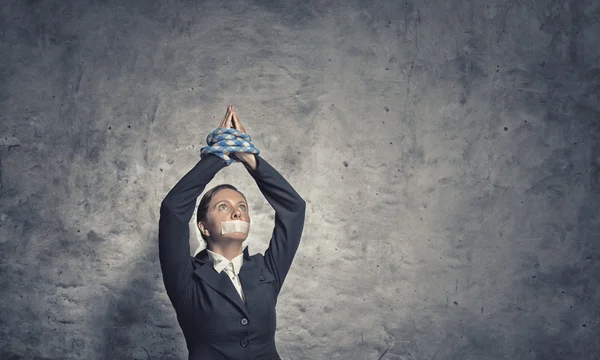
[1, 0, 598, 359]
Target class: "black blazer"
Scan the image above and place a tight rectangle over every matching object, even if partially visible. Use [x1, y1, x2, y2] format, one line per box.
[159, 153, 306, 360]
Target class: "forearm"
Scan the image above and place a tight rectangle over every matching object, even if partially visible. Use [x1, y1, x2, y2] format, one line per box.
[243, 155, 305, 211]
[161, 154, 227, 218]
[236, 152, 257, 171]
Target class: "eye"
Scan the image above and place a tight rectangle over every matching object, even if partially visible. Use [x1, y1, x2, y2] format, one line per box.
[218, 204, 227, 210]
[239, 204, 247, 211]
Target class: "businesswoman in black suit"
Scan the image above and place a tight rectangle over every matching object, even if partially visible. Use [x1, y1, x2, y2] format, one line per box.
[159, 106, 306, 360]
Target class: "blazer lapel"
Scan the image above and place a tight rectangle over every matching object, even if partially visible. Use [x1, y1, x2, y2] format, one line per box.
[238, 260, 262, 311]
[192, 264, 249, 317]
[192, 246, 262, 319]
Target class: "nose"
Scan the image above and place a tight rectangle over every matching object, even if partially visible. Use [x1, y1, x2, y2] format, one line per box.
[232, 208, 242, 219]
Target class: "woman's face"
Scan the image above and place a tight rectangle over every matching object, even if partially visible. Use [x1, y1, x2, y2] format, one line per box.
[199, 188, 250, 243]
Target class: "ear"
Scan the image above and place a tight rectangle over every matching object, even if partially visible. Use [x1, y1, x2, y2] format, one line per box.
[198, 222, 210, 237]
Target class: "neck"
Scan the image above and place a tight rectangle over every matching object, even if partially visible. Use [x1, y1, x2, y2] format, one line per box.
[208, 240, 244, 261]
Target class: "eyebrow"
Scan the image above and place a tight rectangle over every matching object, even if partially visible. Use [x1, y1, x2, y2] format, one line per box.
[213, 200, 247, 208]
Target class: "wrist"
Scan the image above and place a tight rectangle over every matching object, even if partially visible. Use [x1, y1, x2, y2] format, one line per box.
[237, 153, 257, 170]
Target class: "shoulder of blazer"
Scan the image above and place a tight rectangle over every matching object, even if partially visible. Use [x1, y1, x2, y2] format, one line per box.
[248, 252, 266, 268]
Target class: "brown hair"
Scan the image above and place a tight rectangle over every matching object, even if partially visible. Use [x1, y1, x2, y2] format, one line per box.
[196, 184, 247, 243]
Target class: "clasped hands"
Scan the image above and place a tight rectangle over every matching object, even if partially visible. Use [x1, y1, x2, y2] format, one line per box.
[218, 105, 257, 170]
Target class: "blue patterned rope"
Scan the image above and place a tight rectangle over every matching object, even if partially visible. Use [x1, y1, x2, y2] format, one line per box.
[200, 127, 261, 166]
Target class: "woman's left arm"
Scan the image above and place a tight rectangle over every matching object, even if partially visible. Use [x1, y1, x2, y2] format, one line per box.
[239, 154, 306, 294]
[229, 107, 306, 293]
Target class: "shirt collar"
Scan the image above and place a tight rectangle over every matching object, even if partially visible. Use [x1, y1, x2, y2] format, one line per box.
[206, 244, 247, 275]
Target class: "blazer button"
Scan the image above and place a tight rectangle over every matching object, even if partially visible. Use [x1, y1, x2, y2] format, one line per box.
[240, 338, 249, 347]
[241, 318, 248, 326]
[260, 275, 266, 281]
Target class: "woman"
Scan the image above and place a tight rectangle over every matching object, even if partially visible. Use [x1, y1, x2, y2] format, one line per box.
[159, 105, 306, 360]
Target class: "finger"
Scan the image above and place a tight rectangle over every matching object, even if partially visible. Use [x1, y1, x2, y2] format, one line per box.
[222, 106, 233, 127]
[231, 109, 239, 129]
[225, 107, 234, 128]
[232, 108, 246, 132]
[221, 107, 230, 126]
[236, 118, 246, 133]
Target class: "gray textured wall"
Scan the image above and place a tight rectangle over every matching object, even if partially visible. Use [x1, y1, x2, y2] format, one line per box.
[1, 0, 599, 359]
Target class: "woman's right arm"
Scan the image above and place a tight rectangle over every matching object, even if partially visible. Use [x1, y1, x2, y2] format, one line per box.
[159, 153, 226, 308]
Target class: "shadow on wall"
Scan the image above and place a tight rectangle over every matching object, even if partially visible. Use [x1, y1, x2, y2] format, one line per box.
[99, 229, 186, 360]
[0, 149, 182, 360]
[0, 167, 100, 359]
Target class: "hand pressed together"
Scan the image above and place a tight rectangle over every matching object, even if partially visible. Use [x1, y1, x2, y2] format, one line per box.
[219, 105, 257, 170]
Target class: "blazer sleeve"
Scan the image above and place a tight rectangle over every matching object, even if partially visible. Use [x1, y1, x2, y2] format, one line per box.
[243, 155, 306, 294]
[159, 153, 227, 308]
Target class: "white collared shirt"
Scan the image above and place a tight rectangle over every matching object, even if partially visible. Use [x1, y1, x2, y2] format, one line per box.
[206, 246, 246, 302]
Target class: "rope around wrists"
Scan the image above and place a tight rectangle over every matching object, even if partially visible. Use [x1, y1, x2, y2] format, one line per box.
[200, 127, 260, 166]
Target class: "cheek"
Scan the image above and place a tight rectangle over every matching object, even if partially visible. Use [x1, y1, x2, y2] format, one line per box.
[205, 214, 221, 231]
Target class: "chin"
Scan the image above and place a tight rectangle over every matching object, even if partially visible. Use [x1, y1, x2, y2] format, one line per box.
[223, 233, 248, 241]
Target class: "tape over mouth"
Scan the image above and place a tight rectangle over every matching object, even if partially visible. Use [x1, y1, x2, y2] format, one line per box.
[220, 220, 250, 235]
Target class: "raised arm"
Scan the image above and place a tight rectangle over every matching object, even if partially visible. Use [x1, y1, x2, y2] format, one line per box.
[159, 154, 226, 307]
[228, 106, 306, 294]
[242, 156, 306, 294]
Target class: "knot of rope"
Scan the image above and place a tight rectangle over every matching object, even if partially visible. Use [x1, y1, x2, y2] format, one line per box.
[200, 127, 260, 166]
